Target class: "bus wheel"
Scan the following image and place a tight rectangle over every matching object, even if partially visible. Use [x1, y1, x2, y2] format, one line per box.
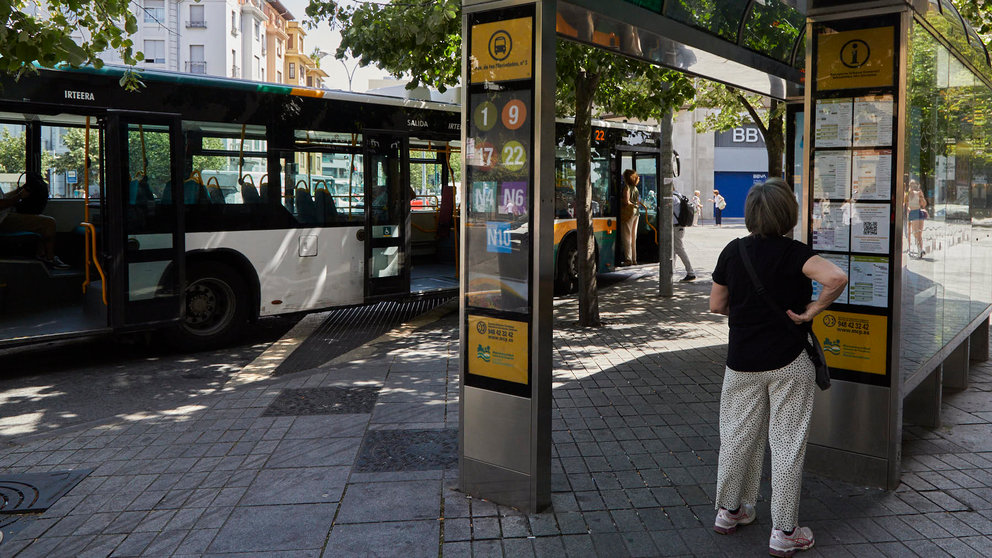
[169, 261, 248, 350]
[556, 236, 578, 295]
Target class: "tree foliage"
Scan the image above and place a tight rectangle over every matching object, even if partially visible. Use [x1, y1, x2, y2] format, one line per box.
[308, 0, 695, 326]
[1, 0, 143, 88]
[957, 1, 992, 36]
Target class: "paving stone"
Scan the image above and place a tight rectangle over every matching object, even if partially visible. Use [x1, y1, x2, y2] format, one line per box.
[322, 520, 439, 557]
[207, 504, 334, 553]
[335, 480, 440, 523]
[245, 466, 349, 505]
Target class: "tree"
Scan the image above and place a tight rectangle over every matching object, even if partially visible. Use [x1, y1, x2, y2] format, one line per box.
[308, 0, 695, 326]
[693, 81, 785, 179]
[956, 2, 992, 36]
[1, 0, 143, 88]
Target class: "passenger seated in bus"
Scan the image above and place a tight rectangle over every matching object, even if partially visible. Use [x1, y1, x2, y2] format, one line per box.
[0, 180, 70, 269]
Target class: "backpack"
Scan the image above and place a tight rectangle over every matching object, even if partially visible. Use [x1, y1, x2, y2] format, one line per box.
[675, 192, 695, 227]
[675, 193, 694, 227]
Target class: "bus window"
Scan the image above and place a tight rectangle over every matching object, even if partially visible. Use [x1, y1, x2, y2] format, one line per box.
[0, 124, 26, 196]
[289, 130, 365, 226]
[41, 124, 102, 199]
[555, 149, 610, 217]
[185, 121, 268, 205]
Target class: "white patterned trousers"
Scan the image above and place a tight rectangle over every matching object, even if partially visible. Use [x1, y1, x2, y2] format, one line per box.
[714, 350, 816, 531]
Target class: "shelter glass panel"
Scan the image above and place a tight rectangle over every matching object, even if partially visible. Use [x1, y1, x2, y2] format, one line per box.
[664, 0, 749, 42]
[742, 0, 804, 63]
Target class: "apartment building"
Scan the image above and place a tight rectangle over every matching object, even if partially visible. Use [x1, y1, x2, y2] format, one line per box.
[79, 0, 322, 87]
[285, 22, 327, 88]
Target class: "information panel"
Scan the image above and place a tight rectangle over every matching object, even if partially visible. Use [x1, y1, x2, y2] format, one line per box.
[464, 5, 536, 397]
[810, 16, 899, 385]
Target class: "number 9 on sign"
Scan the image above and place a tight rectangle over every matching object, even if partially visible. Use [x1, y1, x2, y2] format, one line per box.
[501, 141, 526, 171]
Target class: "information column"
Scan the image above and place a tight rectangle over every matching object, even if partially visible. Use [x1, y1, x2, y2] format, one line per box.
[459, 0, 555, 513]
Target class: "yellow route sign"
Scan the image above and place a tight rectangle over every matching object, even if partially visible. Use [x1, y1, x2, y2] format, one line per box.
[468, 314, 529, 384]
[817, 26, 894, 90]
[471, 17, 533, 83]
[812, 310, 887, 376]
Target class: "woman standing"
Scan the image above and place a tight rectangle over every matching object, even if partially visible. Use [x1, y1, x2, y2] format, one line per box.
[711, 189, 726, 226]
[906, 179, 927, 258]
[620, 169, 640, 265]
[691, 190, 703, 226]
[709, 178, 847, 557]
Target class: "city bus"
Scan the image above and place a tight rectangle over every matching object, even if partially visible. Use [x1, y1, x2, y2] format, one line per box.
[0, 66, 660, 349]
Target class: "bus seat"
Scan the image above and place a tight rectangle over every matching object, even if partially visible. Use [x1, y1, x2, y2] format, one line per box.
[315, 188, 338, 224]
[295, 188, 318, 224]
[207, 185, 226, 204]
[242, 183, 262, 203]
[184, 180, 208, 205]
[0, 231, 41, 258]
[129, 176, 154, 204]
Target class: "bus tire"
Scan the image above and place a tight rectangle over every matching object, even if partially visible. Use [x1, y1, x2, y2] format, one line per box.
[556, 236, 578, 295]
[168, 261, 248, 350]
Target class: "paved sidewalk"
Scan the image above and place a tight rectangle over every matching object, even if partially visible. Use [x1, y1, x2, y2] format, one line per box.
[2, 226, 992, 557]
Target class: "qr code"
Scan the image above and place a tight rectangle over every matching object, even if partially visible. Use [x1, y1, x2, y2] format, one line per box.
[863, 221, 878, 235]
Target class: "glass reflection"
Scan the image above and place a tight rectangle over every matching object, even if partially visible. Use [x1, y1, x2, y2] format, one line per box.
[901, 22, 992, 381]
[664, 0, 750, 42]
[742, 0, 804, 63]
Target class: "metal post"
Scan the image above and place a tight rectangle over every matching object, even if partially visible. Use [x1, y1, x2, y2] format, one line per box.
[459, 0, 554, 513]
[943, 342, 970, 391]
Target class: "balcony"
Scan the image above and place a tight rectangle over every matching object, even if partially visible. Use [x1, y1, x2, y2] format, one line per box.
[187, 19, 206, 28]
[186, 61, 206, 74]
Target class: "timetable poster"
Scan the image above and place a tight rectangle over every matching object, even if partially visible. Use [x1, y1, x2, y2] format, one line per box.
[812, 201, 851, 252]
[851, 150, 892, 201]
[814, 98, 853, 148]
[849, 255, 889, 307]
[813, 253, 850, 304]
[853, 95, 894, 147]
[851, 204, 891, 254]
[813, 151, 852, 199]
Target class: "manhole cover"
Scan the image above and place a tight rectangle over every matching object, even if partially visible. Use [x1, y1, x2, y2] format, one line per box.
[355, 429, 457, 472]
[262, 387, 380, 416]
[0, 469, 91, 514]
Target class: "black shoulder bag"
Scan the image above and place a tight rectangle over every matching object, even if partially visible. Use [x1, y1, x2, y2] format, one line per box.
[737, 239, 831, 390]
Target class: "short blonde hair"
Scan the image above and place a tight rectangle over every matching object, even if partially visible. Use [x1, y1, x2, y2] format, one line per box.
[745, 178, 797, 237]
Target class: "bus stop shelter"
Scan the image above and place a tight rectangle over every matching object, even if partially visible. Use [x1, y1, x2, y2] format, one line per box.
[459, 0, 992, 512]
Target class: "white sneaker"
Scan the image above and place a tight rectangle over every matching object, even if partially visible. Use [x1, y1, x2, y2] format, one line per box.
[713, 504, 756, 534]
[769, 526, 814, 557]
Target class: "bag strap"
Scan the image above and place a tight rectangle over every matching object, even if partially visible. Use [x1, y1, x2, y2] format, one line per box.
[736, 238, 812, 347]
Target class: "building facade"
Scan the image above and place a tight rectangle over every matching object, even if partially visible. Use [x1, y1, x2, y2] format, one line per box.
[76, 0, 323, 87]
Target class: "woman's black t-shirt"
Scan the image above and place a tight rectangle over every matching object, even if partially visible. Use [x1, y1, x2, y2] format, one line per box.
[712, 235, 815, 372]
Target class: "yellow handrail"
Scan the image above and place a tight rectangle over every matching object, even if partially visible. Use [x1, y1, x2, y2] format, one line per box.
[638, 201, 658, 244]
[83, 117, 91, 222]
[80, 222, 107, 305]
[206, 176, 220, 187]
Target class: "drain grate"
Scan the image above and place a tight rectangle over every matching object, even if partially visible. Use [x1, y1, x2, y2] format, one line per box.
[262, 387, 380, 416]
[0, 469, 91, 514]
[274, 296, 454, 376]
[355, 429, 458, 472]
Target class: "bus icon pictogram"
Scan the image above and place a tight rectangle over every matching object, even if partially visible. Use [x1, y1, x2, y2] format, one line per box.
[489, 31, 512, 61]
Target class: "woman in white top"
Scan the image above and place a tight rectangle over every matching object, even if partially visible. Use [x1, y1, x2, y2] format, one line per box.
[692, 190, 703, 226]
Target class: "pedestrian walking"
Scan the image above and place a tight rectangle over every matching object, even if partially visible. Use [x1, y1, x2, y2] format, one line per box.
[673, 188, 695, 282]
[710, 189, 726, 226]
[708, 178, 847, 557]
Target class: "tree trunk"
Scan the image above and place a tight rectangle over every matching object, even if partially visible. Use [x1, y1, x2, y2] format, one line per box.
[766, 99, 785, 179]
[574, 69, 601, 327]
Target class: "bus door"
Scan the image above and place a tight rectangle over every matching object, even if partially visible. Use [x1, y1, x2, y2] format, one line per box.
[619, 149, 661, 263]
[363, 131, 410, 298]
[104, 111, 185, 328]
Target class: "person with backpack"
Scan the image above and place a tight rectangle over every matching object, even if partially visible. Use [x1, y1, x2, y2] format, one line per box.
[673, 187, 696, 282]
[621, 169, 640, 265]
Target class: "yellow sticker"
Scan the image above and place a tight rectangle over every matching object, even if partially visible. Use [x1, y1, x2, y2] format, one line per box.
[468, 314, 529, 384]
[812, 311, 887, 376]
[470, 17, 533, 83]
[816, 26, 894, 90]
